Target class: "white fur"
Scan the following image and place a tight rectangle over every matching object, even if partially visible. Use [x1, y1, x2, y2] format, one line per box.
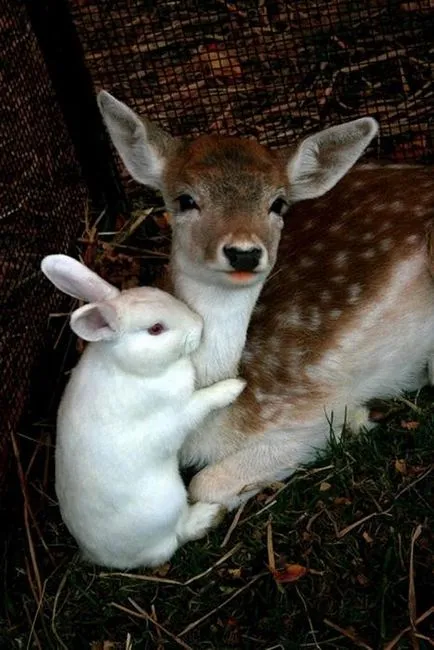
[172, 253, 263, 387]
[41, 255, 245, 567]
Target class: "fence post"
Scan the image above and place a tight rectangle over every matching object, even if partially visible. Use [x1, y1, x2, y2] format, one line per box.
[23, 0, 129, 222]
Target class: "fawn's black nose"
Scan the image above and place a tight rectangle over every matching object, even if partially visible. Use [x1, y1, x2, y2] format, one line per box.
[223, 246, 262, 272]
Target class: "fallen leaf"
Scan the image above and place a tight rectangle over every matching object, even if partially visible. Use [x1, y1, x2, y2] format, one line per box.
[319, 481, 332, 492]
[153, 562, 171, 577]
[362, 530, 374, 544]
[356, 574, 370, 586]
[407, 464, 429, 476]
[227, 568, 242, 578]
[394, 458, 408, 475]
[334, 496, 352, 506]
[273, 563, 308, 583]
[400, 420, 420, 430]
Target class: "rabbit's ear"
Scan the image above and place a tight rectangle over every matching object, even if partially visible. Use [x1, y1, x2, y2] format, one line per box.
[70, 302, 120, 342]
[41, 254, 120, 303]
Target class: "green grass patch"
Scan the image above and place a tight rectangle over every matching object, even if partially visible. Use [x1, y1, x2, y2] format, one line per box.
[1, 388, 433, 649]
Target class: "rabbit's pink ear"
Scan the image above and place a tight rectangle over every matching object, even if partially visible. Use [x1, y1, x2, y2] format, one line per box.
[41, 254, 119, 303]
[70, 302, 120, 342]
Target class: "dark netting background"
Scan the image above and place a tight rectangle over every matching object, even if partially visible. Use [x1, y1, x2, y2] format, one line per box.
[0, 1, 88, 489]
[71, 0, 433, 164]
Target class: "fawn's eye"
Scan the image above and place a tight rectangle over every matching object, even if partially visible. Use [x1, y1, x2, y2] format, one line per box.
[177, 194, 199, 212]
[270, 197, 288, 216]
[147, 323, 165, 335]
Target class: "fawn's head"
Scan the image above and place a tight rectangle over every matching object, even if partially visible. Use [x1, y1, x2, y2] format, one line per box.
[98, 91, 378, 288]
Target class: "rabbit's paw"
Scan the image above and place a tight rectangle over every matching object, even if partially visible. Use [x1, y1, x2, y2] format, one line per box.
[210, 378, 247, 408]
[180, 502, 226, 542]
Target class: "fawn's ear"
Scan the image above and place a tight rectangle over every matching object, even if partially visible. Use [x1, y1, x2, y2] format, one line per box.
[70, 302, 120, 342]
[287, 117, 379, 202]
[97, 90, 176, 190]
[41, 254, 120, 303]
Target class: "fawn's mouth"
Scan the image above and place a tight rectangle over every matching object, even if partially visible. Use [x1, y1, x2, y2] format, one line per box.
[225, 271, 262, 284]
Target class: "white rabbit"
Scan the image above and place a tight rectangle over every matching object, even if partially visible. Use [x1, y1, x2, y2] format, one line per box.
[41, 254, 245, 569]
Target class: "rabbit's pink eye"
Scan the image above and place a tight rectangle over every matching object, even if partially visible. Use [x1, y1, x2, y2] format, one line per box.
[148, 323, 165, 335]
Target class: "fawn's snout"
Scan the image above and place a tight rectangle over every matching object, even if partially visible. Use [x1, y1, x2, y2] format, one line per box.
[222, 245, 263, 272]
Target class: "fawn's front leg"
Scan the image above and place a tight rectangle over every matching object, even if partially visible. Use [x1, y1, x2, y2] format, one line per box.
[188, 427, 324, 510]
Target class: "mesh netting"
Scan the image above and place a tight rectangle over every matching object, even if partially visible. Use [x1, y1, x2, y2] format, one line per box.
[71, 0, 433, 162]
[0, 0, 88, 487]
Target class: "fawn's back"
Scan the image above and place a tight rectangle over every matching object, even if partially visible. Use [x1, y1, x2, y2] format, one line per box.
[238, 165, 434, 434]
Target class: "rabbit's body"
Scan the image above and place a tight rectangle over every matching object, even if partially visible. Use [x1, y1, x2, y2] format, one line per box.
[42, 256, 245, 569]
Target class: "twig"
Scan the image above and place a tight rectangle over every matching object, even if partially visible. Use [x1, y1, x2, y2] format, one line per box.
[408, 525, 422, 631]
[10, 432, 42, 601]
[110, 600, 193, 650]
[324, 618, 373, 649]
[266, 518, 276, 574]
[99, 571, 182, 585]
[336, 510, 392, 539]
[220, 504, 246, 547]
[394, 467, 433, 501]
[100, 544, 241, 587]
[150, 604, 163, 649]
[184, 543, 241, 585]
[51, 569, 70, 650]
[23, 598, 43, 650]
[296, 586, 321, 650]
[383, 607, 434, 650]
[26, 578, 47, 650]
[396, 396, 422, 414]
[178, 573, 265, 637]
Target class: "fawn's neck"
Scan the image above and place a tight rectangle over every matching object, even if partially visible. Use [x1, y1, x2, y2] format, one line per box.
[172, 257, 263, 386]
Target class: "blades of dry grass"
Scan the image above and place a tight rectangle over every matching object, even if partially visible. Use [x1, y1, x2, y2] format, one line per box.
[178, 573, 266, 638]
[336, 510, 393, 539]
[110, 600, 193, 650]
[10, 431, 43, 601]
[383, 606, 434, 650]
[25, 579, 47, 650]
[99, 571, 182, 585]
[266, 517, 276, 574]
[150, 604, 164, 650]
[394, 466, 433, 501]
[324, 618, 373, 649]
[183, 542, 242, 586]
[50, 569, 70, 650]
[408, 524, 422, 631]
[220, 503, 246, 547]
[295, 585, 321, 650]
[23, 598, 43, 650]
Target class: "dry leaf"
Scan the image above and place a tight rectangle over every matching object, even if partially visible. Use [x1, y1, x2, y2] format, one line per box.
[227, 568, 242, 578]
[400, 420, 420, 430]
[334, 496, 352, 506]
[394, 458, 408, 475]
[153, 562, 171, 577]
[319, 481, 332, 492]
[362, 530, 374, 544]
[273, 563, 308, 583]
[356, 574, 370, 586]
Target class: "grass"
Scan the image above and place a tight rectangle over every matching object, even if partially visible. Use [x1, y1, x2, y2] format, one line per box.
[1, 386, 433, 649]
[1, 205, 433, 649]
